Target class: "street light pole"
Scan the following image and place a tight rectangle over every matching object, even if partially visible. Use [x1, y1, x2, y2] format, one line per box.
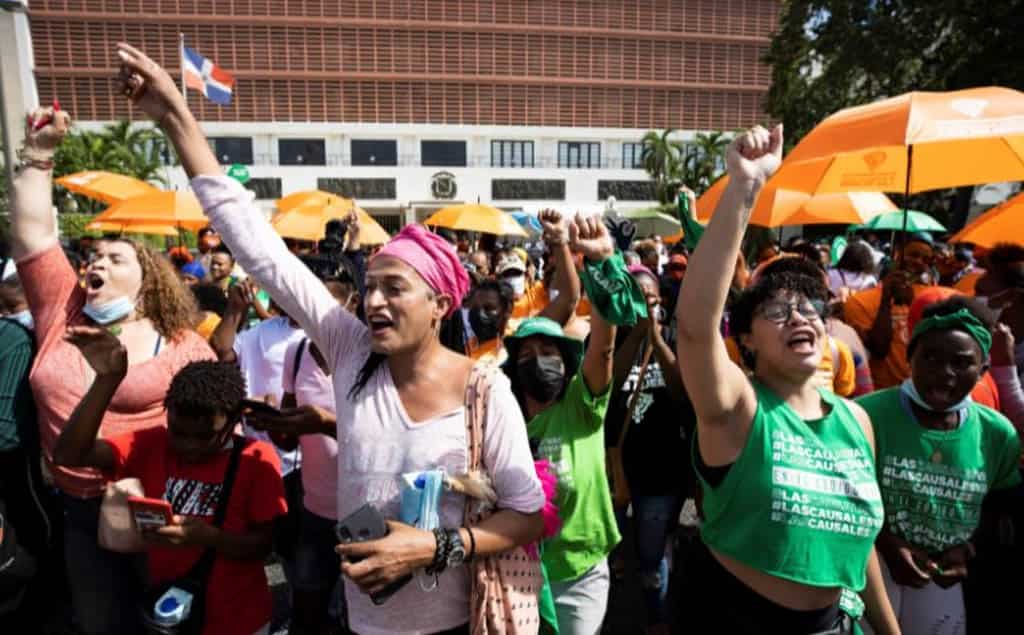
[0, 0, 39, 187]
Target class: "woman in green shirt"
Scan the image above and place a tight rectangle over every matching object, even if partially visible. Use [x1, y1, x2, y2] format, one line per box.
[857, 297, 1021, 635]
[502, 214, 621, 635]
[674, 125, 897, 635]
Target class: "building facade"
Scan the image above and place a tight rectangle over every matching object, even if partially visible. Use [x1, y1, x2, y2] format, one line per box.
[29, 0, 779, 227]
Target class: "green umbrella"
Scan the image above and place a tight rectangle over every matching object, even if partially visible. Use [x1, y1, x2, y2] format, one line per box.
[855, 210, 946, 233]
[621, 207, 682, 237]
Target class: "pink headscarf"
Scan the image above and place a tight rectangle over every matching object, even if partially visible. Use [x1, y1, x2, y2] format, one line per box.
[373, 224, 470, 317]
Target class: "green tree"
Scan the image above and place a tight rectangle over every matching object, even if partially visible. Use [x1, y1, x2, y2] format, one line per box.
[765, 0, 1024, 229]
[641, 129, 730, 204]
[640, 129, 684, 204]
[681, 131, 731, 194]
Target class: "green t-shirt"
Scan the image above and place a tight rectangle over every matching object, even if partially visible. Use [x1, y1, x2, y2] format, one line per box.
[696, 382, 884, 591]
[857, 388, 1022, 552]
[528, 372, 620, 581]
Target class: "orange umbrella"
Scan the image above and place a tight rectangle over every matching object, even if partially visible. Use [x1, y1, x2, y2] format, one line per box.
[772, 86, 1024, 195]
[98, 191, 208, 231]
[56, 171, 159, 204]
[276, 190, 347, 213]
[424, 203, 527, 237]
[272, 204, 391, 245]
[948, 191, 1024, 248]
[84, 218, 180, 236]
[697, 176, 897, 227]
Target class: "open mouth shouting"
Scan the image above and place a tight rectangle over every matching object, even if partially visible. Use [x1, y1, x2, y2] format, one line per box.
[786, 328, 817, 355]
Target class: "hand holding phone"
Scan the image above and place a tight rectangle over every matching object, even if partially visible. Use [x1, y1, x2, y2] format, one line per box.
[335, 504, 412, 605]
[127, 496, 174, 530]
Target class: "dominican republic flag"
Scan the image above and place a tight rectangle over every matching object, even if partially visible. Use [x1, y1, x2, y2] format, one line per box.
[182, 46, 234, 106]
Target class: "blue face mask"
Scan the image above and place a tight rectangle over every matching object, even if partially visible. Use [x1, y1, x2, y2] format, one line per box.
[83, 296, 135, 325]
[900, 378, 972, 414]
[4, 310, 33, 330]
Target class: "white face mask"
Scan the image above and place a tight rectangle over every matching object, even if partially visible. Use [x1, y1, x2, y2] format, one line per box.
[83, 296, 135, 325]
[506, 275, 526, 297]
[4, 309, 33, 330]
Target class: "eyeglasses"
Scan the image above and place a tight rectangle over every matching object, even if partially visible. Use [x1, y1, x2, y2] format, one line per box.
[756, 299, 826, 323]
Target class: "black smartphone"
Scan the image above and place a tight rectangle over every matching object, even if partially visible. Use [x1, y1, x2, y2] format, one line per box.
[240, 399, 282, 418]
[335, 504, 412, 605]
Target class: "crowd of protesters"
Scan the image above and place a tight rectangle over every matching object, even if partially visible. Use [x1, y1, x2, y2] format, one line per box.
[1, 43, 1024, 635]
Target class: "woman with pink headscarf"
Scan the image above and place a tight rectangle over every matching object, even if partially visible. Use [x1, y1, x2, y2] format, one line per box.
[116, 45, 545, 635]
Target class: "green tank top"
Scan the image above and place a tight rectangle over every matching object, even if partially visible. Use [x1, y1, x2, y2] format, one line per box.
[695, 382, 884, 591]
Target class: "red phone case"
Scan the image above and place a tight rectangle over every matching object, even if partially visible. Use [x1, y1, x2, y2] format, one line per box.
[127, 496, 174, 529]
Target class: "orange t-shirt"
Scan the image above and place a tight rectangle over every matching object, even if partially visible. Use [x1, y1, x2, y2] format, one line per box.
[843, 285, 943, 390]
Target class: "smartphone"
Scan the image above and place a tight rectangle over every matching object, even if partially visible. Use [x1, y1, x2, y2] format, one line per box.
[127, 496, 174, 530]
[335, 504, 412, 605]
[240, 399, 282, 418]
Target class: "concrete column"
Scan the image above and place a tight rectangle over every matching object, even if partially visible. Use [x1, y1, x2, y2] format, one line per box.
[0, 2, 38, 185]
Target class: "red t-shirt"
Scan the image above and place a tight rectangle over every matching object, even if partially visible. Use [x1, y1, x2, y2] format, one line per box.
[105, 427, 287, 635]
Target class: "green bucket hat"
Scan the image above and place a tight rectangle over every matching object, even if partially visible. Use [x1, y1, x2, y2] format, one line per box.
[501, 316, 584, 381]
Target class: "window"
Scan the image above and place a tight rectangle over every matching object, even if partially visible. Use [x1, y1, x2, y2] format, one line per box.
[245, 178, 282, 200]
[598, 180, 656, 201]
[421, 140, 467, 167]
[208, 137, 253, 165]
[278, 138, 326, 166]
[318, 178, 397, 199]
[491, 140, 535, 168]
[622, 142, 644, 169]
[492, 179, 565, 200]
[351, 139, 398, 166]
[558, 142, 601, 169]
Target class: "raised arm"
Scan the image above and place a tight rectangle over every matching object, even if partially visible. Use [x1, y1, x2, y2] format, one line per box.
[9, 108, 72, 261]
[675, 126, 782, 436]
[538, 209, 582, 327]
[570, 214, 617, 396]
[115, 44, 363, 361]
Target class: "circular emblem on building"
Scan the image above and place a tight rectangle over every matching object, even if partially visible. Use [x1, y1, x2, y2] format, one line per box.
[431, 171, 457, 200]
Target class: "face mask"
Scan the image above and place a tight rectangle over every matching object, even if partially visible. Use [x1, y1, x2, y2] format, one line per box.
[469, 308, 501, 342]
[505, 275, 526, 297]
[4, 309, 33, 330]
[517, 355, 566, 403]
[900, 378, 972, 414]
[83, 296, 135, 325]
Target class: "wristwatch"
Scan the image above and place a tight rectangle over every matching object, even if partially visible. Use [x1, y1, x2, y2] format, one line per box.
[445, 528, 466, 569]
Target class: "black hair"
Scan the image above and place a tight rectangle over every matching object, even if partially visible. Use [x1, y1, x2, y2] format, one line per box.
[836, 241, 876, 275]
[984, 243, 1024, 287]
[300, 252, 358, 285]
[472, 280, 515, 313]
[907, 296, 996, 360]
[212, 243, 234, 260]
[729, 271, 830, 337]
[198, 226, 216, 239]
[164, 361, 247, 420]
[191, 283, 228, 316]
[349, 353, 386, 400]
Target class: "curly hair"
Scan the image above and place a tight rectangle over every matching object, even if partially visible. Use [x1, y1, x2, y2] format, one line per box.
[165, 361, 247, 419]
[100, 239, 198, 340]
[730, 271, 831, 337]
[836, 241, 877, 275]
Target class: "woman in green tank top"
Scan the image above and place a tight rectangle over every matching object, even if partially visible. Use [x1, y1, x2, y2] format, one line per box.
[673, 125, 898, 635]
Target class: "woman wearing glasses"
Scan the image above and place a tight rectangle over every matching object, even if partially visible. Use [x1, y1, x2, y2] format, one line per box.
[674, 125, 899, 634]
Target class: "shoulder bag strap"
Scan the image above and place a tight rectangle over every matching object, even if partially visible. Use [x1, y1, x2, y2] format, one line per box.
[462, 363, 493, 526]
[184, 436, 247, 584]
[291, 337, 309, 387]
[616, 340, 654, 450]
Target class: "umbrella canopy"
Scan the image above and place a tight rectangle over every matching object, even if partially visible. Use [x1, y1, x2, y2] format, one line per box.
[697, 177, 897, 227]
[948, 191, 1024, 247]
[98, 191, 209, 231]
[276, 189, 346, 213]
[271, 204, 391, 245]
[772, 86, 1024, 195]
[423, 203, 527, 237]
[858, 210, 946, 233]
[56, 171, 160, 205]
[510, 211, 543, 236]
[621, 207, 682, 237]
[84, 218, 180, 237]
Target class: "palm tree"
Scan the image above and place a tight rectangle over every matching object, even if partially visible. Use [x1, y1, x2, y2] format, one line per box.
[687, 131, 731, 193]
[53, 121, 176, 213]
[640, 129, 685, 204]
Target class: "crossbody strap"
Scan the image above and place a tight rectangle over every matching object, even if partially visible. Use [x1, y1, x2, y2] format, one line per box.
[291, 337, 309, 387]
[616, 339, 654, 449]
[184, 436, 247, 584]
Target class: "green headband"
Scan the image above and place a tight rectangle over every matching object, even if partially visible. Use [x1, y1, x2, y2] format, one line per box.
[910, 308, 992, 358]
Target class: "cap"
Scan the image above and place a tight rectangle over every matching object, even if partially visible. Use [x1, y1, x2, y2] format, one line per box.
[496, 253, 527, 276]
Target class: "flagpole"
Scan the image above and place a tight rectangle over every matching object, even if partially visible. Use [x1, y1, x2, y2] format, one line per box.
[179, 32, 186, 100]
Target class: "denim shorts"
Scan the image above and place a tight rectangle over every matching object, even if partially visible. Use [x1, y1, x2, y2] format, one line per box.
[293, 507, 341, 593]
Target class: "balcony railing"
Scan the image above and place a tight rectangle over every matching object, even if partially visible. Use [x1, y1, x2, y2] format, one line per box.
[249, 153, 646, 169]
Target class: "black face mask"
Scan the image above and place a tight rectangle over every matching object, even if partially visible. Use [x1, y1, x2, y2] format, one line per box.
[517, 355, 565, 403]
[469, 308, 501, 342]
